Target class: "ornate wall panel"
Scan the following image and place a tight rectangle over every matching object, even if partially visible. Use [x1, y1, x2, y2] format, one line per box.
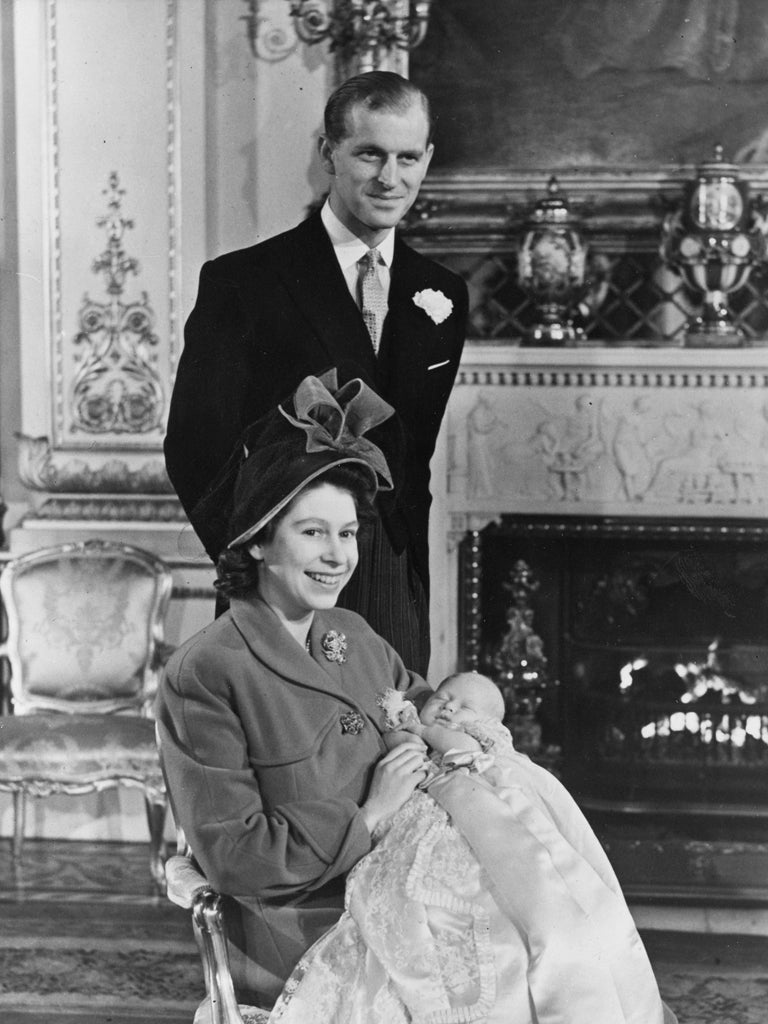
[14, 0, 206, 498]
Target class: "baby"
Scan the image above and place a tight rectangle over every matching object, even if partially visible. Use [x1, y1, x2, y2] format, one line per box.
[271, 672, 675, 1024]
[381, 670, 506, 757]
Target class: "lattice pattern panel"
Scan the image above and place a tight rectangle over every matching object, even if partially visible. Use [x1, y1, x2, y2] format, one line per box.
[437, 251, 768, 345]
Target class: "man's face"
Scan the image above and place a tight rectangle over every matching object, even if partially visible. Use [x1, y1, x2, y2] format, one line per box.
[319, 100, 434, 247]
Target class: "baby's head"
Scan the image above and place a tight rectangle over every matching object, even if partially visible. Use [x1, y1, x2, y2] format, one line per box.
[420, 671, 505, 729]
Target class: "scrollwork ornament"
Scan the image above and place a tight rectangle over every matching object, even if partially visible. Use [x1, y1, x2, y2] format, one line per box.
[291, 0, 332, 39]
[242, 0, 299, 61]
[69, 173, 165, 436]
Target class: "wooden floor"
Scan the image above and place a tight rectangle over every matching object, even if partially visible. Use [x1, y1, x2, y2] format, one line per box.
[1, 837, 768, 1024]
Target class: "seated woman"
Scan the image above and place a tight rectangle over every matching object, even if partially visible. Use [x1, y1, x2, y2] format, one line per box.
[270, 671, 678, 1024]
[155, 372, 430, 1014]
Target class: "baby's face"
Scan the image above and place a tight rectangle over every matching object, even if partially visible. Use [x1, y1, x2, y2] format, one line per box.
[420, 675, 499, 728]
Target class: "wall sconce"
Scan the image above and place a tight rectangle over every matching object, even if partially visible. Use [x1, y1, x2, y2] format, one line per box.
[660, 146, 768, 347]
[243, 1, 434, 73]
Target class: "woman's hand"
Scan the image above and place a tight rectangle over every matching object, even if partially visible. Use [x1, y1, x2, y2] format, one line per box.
[360, 740, 428, 834]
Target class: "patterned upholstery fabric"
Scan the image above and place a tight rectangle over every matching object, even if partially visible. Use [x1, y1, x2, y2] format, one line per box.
[8, 556, 160, 704]
[0, 715, 164, 794]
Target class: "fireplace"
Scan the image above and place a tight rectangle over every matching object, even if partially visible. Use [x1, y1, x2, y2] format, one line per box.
[466, 515, 768, 808]
[428, 345, 768, 902]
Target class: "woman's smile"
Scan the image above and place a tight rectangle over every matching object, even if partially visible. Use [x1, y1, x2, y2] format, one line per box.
[306, 570, 347, 587]
[248, 483, 360, 622]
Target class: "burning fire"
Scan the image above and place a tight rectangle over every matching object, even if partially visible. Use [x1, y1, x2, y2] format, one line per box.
[619, 640, 768, 749]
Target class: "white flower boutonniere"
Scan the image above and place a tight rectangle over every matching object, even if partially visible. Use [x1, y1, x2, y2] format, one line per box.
[413, 288, 453, 325]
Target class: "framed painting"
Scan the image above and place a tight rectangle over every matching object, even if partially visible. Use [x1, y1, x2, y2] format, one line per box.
[410, 0, 768, 175]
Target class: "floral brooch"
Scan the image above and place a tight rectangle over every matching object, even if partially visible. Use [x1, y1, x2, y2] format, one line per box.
[340, 711, 365, 735]
[412, 288, 453, 325]
[321, 630, 348, 664]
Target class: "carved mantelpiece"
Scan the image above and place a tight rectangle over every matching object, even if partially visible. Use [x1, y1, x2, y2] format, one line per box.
[449, 347, 768, 522]
[429, 344, 768, 682]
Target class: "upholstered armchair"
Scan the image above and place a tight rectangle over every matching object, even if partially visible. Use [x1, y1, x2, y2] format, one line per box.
[0, 539, 174, 889]
[165, 848, 270, 1024]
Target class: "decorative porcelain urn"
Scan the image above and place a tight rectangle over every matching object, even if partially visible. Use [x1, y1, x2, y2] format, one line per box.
[516, 176, 589, 346]
[660, 146, 767, 347]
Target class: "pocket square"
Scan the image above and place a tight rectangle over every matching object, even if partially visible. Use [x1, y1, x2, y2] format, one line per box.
[428, 359, 450, 371]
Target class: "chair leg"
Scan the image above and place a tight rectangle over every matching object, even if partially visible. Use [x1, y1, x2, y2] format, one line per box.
[193, 891, 246, 1024]
[12, 791, 26, 861]
[144, 794, 168, 893]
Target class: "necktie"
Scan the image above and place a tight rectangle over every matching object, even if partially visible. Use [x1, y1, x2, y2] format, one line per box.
[359, 248, 387, 354]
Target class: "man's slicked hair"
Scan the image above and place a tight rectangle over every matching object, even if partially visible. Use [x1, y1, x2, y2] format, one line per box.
[323, 70, 432, 147]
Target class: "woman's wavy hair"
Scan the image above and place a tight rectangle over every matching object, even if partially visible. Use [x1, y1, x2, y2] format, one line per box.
[215, 463, 377, 600]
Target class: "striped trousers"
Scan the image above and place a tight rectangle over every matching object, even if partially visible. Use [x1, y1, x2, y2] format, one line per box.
[336, 516, 430, 678]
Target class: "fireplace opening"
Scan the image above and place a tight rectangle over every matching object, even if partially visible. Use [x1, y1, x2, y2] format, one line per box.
[466, 516, 768, 810]
[462, 515, 768, 901]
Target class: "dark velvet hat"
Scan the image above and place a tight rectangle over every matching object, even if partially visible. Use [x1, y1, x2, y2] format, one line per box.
[222, 370, 395, 549]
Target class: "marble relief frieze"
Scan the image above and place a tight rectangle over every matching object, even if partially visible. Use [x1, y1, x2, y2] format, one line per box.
[447, 358, 768, 520]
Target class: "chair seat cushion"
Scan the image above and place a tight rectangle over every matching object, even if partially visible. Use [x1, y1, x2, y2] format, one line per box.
[0, 714, 164, 786]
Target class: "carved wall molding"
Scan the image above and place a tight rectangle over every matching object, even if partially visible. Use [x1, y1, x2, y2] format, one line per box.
[447, 511, 501, 552]
[456, 367, 768, 390]
[16, 434, 173, 495]
[24, 496, 185, 523]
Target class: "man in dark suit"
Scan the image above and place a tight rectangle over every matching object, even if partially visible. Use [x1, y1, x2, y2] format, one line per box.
[164, 71, 468, 675]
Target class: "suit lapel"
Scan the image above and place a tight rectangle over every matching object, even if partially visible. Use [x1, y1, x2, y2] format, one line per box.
[277, 213, 378, 380]
[378, 237, 433, 405]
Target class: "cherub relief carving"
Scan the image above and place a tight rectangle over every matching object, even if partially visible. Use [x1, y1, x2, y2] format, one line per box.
[530, 394, 605, 501]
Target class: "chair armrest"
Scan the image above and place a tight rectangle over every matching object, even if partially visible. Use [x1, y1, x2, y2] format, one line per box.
[165, 854, 270, 1024]
[165, 853, 212, 909]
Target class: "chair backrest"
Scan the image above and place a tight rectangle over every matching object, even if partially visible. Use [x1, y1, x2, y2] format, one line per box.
[0, 539, 174, 715]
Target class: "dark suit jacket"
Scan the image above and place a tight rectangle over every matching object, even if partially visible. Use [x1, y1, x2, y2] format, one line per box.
[164, 210, 468, 591]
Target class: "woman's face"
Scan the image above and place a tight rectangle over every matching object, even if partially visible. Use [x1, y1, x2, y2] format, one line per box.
[248, 482, 359, 621]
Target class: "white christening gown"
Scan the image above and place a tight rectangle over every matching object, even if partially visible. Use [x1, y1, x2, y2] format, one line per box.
[269, 719, 675, 1024]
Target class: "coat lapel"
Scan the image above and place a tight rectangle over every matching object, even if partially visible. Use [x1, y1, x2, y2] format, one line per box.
[229, 598, 382, 723]
[377, 236, 435, 407]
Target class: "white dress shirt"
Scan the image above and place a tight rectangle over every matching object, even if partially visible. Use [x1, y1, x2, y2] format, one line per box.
[321, 200, 394, 308]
